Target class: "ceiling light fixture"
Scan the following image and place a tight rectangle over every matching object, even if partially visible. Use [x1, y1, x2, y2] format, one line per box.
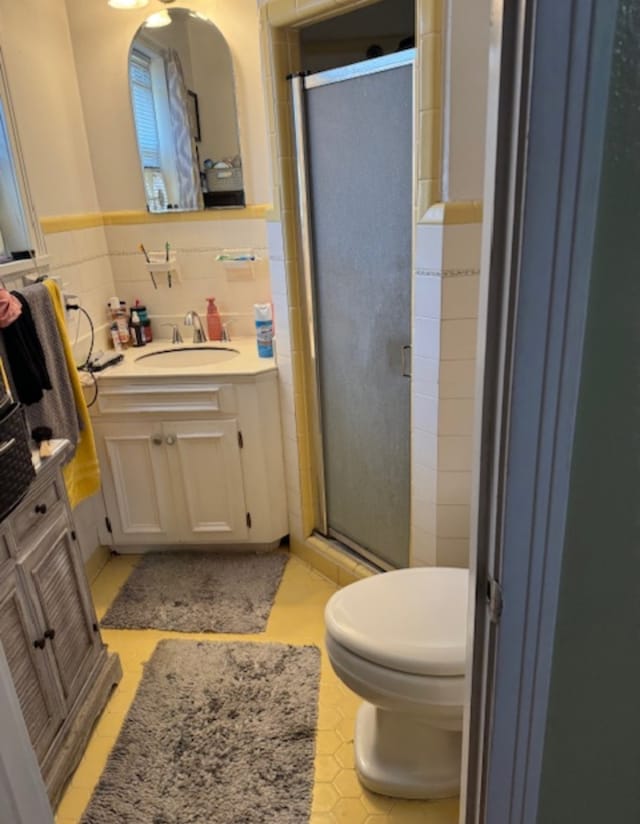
[107, 0, 149, 9]
[144, 10, 172, 27]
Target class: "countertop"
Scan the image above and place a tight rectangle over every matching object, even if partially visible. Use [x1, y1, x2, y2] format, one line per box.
[31, 438, 70, 472]
[89, 338, 277, 381]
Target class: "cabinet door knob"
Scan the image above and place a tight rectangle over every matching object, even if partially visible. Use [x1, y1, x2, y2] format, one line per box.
[165, 435, 176, 446]
[33, 638, 46, 650]
[151, 434, 163, 446]
[44, 628, 56, 641]
[34, 503, 47, 515]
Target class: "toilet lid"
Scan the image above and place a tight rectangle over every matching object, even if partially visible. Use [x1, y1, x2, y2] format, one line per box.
[325, 568, 468, 677]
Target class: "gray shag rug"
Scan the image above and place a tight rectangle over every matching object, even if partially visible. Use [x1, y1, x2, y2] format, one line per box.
[81, 641, 320, 824]
[101, 551, 288, 634]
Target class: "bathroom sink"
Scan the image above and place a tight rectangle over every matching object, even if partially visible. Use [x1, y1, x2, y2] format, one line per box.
[134, 346, 240, 368]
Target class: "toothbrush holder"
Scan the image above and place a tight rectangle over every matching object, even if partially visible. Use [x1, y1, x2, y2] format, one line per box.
[145, 251, 181, 283]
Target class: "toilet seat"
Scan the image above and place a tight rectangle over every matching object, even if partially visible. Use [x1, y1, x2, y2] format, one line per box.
[325, 567, 468, 677]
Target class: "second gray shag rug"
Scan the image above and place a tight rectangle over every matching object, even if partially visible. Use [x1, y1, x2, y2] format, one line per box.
[81, 641, 320, 824]
[101, 551, 288, 634]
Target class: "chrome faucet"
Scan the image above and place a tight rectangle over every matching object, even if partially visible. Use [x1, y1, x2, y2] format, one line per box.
[161, 323, 183, 344]
[183, 310, 207, 343]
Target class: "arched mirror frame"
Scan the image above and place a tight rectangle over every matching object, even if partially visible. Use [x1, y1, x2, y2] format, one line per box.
[128, 7, 246, 214]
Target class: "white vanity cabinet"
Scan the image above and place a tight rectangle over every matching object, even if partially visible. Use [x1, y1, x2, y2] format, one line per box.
[92, 367, 288, 551]
[94, 418, 248, 544]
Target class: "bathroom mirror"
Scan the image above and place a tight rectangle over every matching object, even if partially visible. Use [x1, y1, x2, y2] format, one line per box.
[129, 8, 245, 213]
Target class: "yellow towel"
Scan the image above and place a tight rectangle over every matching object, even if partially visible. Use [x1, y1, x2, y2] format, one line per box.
[44, 280, 100, 508]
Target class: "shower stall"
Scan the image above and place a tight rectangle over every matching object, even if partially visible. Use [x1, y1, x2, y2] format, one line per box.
[291, 50, 414, 569]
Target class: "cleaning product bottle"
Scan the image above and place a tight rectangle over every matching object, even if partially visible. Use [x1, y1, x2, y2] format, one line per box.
[134, 300, 152, 342]
[206, 297, 223, 341]
[130, 310, 145, 347]
[254, 303, 273, 358]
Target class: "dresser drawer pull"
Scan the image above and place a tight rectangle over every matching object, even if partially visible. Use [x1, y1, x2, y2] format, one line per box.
[34, 503, 48, 515]
[0, 437, 16, 456]
[33, 638, 46, 650]
[44, 628, 56, 641]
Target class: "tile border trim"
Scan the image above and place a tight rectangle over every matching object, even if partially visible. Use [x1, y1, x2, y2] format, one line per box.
[40, 205, 272, 234]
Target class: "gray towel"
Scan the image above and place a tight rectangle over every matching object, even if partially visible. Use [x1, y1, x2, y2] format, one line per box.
[18, 284, 80, 455]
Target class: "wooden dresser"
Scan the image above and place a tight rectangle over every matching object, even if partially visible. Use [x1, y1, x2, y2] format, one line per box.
[0, 440, 121, 808]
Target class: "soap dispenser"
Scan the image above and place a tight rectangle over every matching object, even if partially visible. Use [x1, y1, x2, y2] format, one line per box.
[206, 297, 223, 341]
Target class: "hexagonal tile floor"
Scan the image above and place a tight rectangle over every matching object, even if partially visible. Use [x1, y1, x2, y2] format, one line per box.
[55, 553, 460, 824]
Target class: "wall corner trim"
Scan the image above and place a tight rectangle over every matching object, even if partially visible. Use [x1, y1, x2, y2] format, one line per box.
[420, 200, 483, 225]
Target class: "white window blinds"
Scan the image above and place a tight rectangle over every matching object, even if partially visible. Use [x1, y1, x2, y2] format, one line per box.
[129, 50, 161, 169]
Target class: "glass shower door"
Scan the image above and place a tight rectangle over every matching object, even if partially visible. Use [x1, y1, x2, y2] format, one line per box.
[293, 53, 414, 568]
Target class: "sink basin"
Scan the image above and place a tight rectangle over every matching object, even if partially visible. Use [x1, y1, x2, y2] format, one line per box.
[134, 346, 240, 368]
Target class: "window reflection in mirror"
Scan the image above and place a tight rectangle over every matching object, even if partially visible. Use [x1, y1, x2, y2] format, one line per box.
[129, 8, 245, 213]
[0, 98, 31, 261]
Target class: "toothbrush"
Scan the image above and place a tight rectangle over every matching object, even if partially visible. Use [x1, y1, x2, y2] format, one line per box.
[139, 243, 157, 288]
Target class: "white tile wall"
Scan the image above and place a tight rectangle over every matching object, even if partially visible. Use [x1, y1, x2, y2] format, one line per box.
[439, 435, 473, 472]
[413, 392, 438, 434]
[439, 359, 476, 398]
[441, 318, 478, 360]
[442, 274, 480, 319]
[411, 524, 436, 566]
[413, 462, 437, 503]
[437, 470, 472, 505]
[415, 274, 441, 319]
[266, 219, 304, 540]
[414, 428, 438, 471]
[44, 225, 117, 355]
[413, 355, 439, 398]
[441, 223, 482, 271]
[105, 219, 270, 338]
[415, 223, 444, 271]
[436, 504, 470, 539]
[439, 398, 475, 436]
[414, 317, 441, 360]
[436, 537, 469, 568]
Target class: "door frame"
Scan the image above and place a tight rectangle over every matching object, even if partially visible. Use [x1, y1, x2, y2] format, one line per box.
[290, 50, 415, 569]
[463, 0, 617, 821]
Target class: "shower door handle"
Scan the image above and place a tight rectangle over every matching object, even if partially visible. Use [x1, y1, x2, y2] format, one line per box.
[401, 345, 411, 378]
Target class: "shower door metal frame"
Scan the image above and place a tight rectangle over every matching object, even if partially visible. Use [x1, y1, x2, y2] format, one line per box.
[290, 50, 415, 568]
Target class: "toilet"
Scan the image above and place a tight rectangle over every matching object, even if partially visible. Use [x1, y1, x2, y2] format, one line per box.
[324, 567, 468, 800]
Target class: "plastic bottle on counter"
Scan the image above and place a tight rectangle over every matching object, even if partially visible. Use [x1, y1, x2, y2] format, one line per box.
[254, 303, 273, 358]
[130, 311, 145, 347]
[134, 300, 153, 342]
[113, 300, 129, 346]
[206, 297, 223, 341]
[110, 323, 123, 352]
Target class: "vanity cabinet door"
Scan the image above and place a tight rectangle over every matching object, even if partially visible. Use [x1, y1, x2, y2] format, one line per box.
[94, 421, 175, 544]
[166, 419, 249, 542]
[20, 513, 100, 711]
[0, 568, 64, 761]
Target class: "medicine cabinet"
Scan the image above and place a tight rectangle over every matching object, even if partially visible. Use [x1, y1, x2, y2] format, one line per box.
[0, 47, 45, 272]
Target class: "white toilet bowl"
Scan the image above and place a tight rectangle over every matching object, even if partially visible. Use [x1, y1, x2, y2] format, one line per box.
[324, 567, 468, 799]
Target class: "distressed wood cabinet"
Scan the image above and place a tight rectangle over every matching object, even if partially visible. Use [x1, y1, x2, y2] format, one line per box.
[0, 442, 121, 808]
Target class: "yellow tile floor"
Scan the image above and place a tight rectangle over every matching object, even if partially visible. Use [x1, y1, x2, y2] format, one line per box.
[56, 553, 459, 824]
